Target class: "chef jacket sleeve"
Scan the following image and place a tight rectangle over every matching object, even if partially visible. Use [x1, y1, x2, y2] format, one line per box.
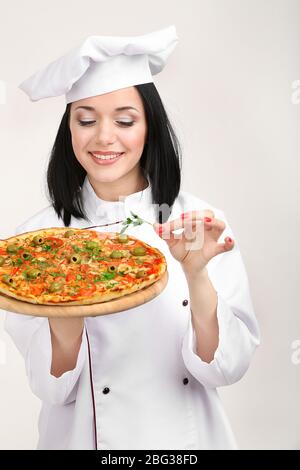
[3, 222, 87, 405]
[181, 210, 260, 389]
[4, 312, 87, 405]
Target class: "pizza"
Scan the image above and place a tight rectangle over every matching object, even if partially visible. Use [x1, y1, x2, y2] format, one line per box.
[0, 228, 167, 305]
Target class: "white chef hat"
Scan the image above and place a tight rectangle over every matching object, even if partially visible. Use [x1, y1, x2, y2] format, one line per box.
[18, 25, 178, 104]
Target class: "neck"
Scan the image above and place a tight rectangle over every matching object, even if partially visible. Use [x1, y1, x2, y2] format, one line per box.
[88, 169, 149, 202]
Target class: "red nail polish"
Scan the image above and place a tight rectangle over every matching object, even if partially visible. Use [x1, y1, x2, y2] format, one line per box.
[226, 237, 232, 243]
[204, 217, 212, 222]
[181, 213, 189, 219]
[158, 226, 163, 235]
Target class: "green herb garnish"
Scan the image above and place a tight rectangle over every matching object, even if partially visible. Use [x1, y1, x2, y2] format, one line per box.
[93, 271, 116, 282]
[71, 244, 83, 253]
[42, 244, 52, 252]
[120, 211, 153, 234]
[48, 272, 66, 278]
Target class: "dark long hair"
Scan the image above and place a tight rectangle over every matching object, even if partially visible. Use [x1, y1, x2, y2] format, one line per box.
[46, 83, 182, 227]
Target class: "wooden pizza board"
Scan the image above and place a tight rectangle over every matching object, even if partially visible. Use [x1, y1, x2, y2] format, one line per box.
[0, 270, 168, 318]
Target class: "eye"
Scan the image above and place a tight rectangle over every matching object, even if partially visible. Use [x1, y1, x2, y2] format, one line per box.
[77, 120, 135, 127]
[116, 121, 135, 127]
[78, 120, 96, 126]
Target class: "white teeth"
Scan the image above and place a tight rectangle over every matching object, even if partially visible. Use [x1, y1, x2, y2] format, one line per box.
[91, 153, 122, 160]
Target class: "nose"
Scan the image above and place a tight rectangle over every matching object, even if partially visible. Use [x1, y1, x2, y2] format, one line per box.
[94, 120, 117, 145]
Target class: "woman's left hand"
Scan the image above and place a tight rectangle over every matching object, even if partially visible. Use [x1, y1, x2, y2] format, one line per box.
[153, 210, 234, 276]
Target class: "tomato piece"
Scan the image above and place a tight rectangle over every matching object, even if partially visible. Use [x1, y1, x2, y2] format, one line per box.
[30, 284, 45, 295]
[76, 284, 96, 296]
[122, 274, 134, 283]
[44, 237, 64, 248]
[0, 249, 7, 255]
[80, 264, 90, 273]
[147, 268, 156, 275]
[66, 272, 77, 283]
[11, 267, 20, 276]
[126, 260, 135, 266]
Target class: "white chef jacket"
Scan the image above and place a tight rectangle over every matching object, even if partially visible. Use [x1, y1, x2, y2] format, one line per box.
[4, 175, 260, 450]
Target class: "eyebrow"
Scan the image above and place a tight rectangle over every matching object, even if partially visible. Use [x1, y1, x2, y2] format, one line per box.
[74, 105, 140, 113]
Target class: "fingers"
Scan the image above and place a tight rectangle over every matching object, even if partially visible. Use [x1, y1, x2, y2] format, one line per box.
[180, 209, 215, 220]
[154, 209, 225, 237]
[154, 210, 207, 234]
[153, 208, 235, 263]
[214, 237, 235, 256]
[224, 237, 234, 250]
[153, 211, 235, 252]
[204, 216, 226, 233]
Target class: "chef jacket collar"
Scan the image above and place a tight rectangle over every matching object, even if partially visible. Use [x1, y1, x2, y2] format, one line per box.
[81, 174, 153, 224]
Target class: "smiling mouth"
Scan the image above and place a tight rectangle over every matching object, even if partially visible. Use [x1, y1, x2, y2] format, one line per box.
[89, 152, 125, 161]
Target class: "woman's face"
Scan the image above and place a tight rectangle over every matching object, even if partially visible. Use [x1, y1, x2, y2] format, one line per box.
[69, 86, 147, 185]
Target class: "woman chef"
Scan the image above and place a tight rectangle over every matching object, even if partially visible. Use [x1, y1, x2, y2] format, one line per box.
[5, 25, 260, 450]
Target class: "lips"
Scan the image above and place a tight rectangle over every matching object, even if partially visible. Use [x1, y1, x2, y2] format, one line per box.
[91, 151, 124, 156]
[89, 152, 125, 165]
[90, 152, 124, 158]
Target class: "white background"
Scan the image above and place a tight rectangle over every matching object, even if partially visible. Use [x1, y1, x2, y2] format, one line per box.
[0, 0, 299, 449]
